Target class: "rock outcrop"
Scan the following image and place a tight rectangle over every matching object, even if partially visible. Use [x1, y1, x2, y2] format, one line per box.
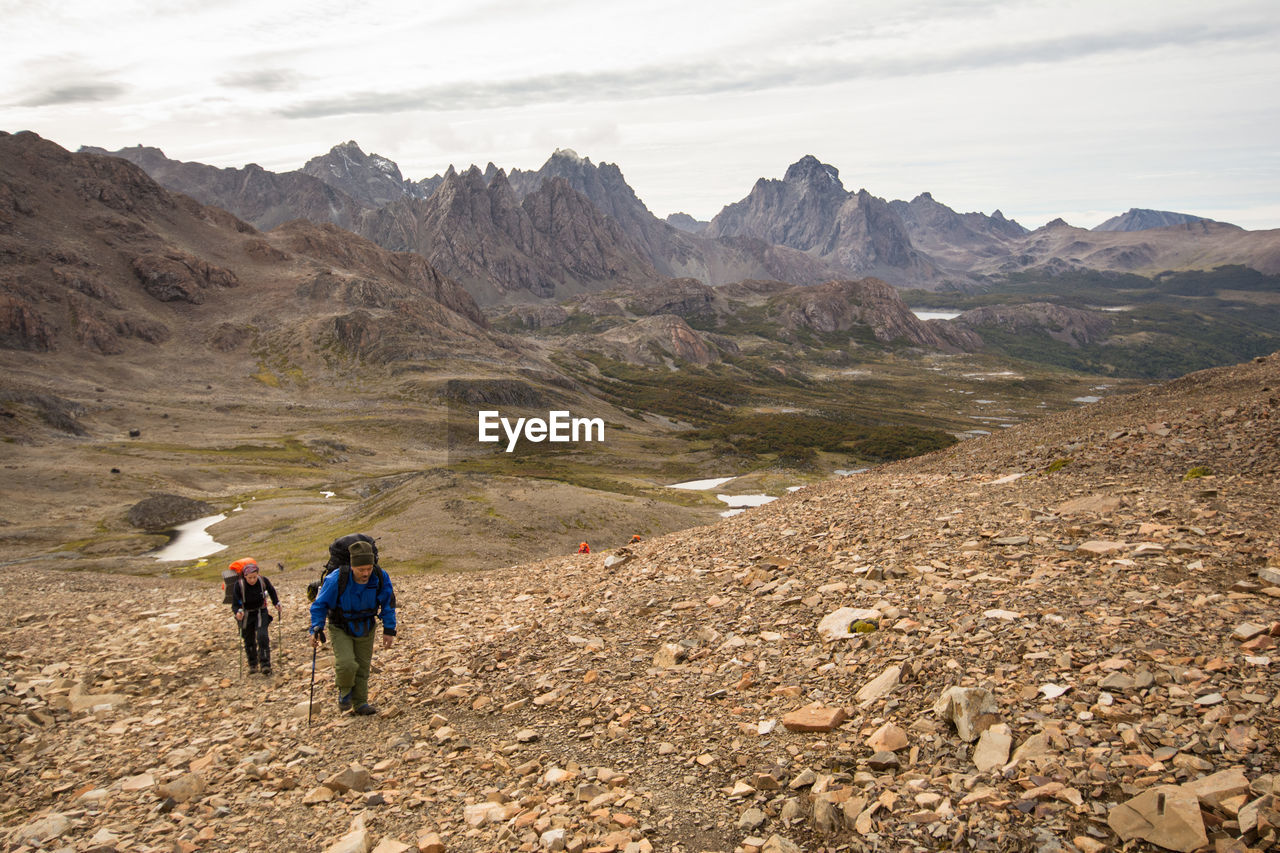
[767, 278, 974, 351]
[955, 302, 1113, 347]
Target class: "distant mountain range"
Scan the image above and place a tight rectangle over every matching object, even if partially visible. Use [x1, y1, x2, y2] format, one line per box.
[63, 137, 1280, 306]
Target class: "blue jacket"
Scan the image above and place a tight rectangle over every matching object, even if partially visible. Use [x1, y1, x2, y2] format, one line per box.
[309, 567, 396, 638]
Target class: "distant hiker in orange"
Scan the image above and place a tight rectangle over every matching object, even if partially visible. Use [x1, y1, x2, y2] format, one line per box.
[630, 535, 642, 544]
[578, 542, 590, 554]
[230, 559, 281, 676]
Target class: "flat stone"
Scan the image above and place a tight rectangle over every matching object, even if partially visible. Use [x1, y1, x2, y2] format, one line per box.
[855, 665, 901, 706]
[1056, 494, 1123, 516]
[1182, 767, 1251, 810]
[324, 814, 370, 853]
[10, 813, 71, 846]
[1076, 540, 1128, 556]
[371, 840, 412, 853]
[817, 607, 882, 641]
[1108, 785, 1207, 852]
[866, 722, 909, 752]
[158, 771, 205, 803]
[782, 705, 847, 732]
[983, 609, 1021, 620]
[972, 723, 1012, 772]
[761, 835, 803, 853]
[303, 785, 335, 805]
[324, 764, 373, 794]
[1232, 622, 1268, 642]
[120, 772, 155, 792]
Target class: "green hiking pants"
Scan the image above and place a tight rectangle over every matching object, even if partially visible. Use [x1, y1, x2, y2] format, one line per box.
[330, 625, 376, 706]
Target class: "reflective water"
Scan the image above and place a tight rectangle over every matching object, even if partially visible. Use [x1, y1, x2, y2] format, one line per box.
[151, 514, 228, 561]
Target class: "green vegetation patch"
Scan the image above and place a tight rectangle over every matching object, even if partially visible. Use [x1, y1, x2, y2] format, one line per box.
[685, 413, 956, 462]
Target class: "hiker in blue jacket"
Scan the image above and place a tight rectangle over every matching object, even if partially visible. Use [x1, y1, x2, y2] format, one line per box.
[309, 539, 396, 715]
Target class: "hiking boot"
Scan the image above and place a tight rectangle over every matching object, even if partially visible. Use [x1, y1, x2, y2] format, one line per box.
[248, 664, 258, 673]
[338, 692, 353, 712]
[261, 666, 272, 676]
[354, 703, 378, 716]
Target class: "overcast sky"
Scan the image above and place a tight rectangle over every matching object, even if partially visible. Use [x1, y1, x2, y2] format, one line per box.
[2, 0, 1278, 230]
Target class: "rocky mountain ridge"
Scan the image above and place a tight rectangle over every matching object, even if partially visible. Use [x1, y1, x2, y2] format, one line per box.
[3, 351, 1278, 852]
[1, 131, 500, 367]
[81, 140, 1280, 305]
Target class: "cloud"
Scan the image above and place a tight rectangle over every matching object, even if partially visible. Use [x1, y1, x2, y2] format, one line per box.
[217, 69, 301, 92]
[276, 18, 1273, 119]
[20, 81, 125, 106]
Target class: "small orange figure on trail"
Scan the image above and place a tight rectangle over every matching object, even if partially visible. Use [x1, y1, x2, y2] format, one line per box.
[578, 542, 591, 554]
[630, 535, 642, 544]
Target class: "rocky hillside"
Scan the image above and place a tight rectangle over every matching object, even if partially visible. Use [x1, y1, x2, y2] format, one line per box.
[360, 167, 663, 303]
[888, 192, 1028, 270]
[976, 219, 1280, 278]
[80, 143, 372, 232]
[5, 346, 1277, 852]
[0, 132, 496, 367]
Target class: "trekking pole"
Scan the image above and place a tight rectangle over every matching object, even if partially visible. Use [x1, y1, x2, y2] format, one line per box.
[235, 617, 242, 681]
[275, 563, 284, 661]
[308, 641, 318, 727]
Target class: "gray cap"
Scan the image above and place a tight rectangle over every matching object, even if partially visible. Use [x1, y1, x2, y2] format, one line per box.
[348, 540, 375, 567]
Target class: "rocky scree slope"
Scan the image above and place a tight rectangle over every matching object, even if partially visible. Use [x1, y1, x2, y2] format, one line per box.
[3, 354, 1280, 852]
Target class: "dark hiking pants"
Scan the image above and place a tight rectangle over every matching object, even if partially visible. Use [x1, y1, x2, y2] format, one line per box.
[240, 609, 272, 668]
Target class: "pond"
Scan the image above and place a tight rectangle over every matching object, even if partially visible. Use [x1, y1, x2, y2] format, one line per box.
[151, 513, 229, 562]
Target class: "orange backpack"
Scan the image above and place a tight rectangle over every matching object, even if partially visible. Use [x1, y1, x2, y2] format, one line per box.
[221, 558, 258, 604]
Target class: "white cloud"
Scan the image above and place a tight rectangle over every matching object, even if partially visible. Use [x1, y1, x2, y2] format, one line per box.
[1, 0, 1277, 229]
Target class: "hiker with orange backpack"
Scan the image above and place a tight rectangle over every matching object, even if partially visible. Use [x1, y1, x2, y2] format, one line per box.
[229, 559, 282, 676]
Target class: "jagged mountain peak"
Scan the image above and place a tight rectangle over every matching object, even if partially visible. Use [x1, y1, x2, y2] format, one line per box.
[551, 148, 591, 165]
[301, 140, 415, 207]
[783, 155, 844, 190]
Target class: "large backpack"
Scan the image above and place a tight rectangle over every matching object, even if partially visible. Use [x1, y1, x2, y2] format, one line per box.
[305, 534, 379, 602]
[221, 558, 258, 605]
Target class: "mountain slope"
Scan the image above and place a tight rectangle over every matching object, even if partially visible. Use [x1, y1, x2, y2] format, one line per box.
[1093, 208, 1216, 232]
[80, 143, 372, 231]
[889, 192, 1028, 269]
[3, 351, 1277, 852]
[358, 166, 664, 303]
[982, 219, 1280, 277]
[1, 131, 505, 370]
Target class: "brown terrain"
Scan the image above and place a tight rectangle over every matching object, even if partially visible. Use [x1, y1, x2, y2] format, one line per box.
[0, 130, 720, 574]
[4, 350, 1279, 852]
[4, 129, 1280, 853]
